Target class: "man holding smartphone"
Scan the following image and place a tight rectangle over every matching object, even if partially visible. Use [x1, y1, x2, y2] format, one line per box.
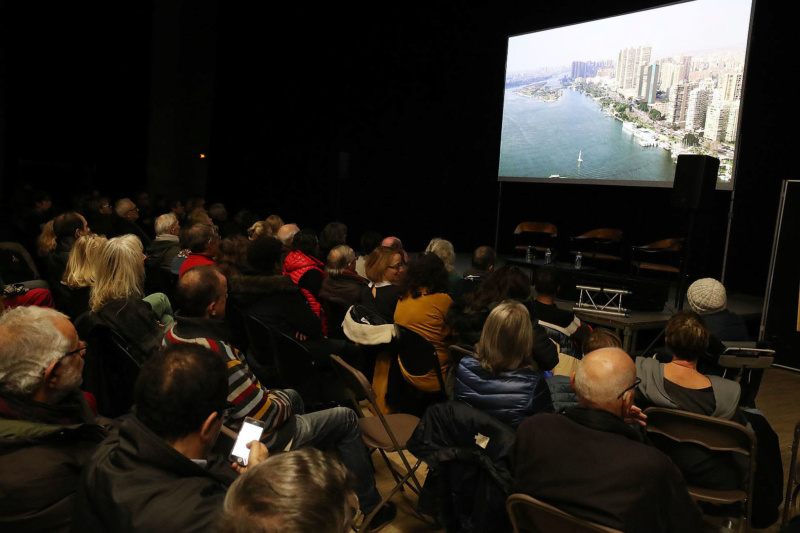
[72, 343, 267, 532]
[163, 265, 395, 531]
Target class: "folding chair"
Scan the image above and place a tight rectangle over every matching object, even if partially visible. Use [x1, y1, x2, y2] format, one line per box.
[507, 493, 623, 533]
[644, 407, 757, 532]
[329, 354, 425, 532]
[395, 324, 446, 392]
[783, 420, 800, 525]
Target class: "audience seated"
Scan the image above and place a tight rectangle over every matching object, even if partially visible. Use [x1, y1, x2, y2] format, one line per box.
[179, 223, 220, 278]
[145, 213, 181, 271]
[72, 344, 244, 532]
[283, 229, 329, 335]
[424, 238, 461, 292]
[394, 252, 453, 392]
[320, 244, 368, 338]
[446, 265, 558, 372]
[163, 265, 396, 528]
[532, 266, 591, 358]
[219, 448, 357, 533]
[359, 245, 405, 322]
[37, 219, 57, 259]
[453, 300, 553, 427]
[0, 306, 108, 532]
[514, 347, 701, 533]
[451, 245, 495, 299]
[61, 234, 107, 318]
[215, 236, 249, 278]
[86, 235, 171, 359]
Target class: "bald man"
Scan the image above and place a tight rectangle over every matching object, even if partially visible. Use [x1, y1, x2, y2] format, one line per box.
[513, 349, 701, 533]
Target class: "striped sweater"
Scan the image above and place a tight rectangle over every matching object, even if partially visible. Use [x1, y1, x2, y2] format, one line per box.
[162, 317, 292, 436]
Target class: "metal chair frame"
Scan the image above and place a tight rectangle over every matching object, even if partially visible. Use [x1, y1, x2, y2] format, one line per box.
[506, 493, 623, 533]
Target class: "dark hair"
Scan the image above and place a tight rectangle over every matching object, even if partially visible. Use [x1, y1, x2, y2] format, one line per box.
[471, 246, 496, 271]
[176, 265, 224, 317]
[53, 212, 85, 242]
[401, 252, 449, 299]
[359, 231, 382, 256]
[183, 223, 218, 253]
[533, 266, 559, 296]
[466, 265, 531, 310]
[319, 222, 347, 255]
[665, 310, 709, 362]
[247, 237, 283, 274]
[292, 229, 319, 258]
[134, 343, 228, 441]
[582, 328, 622, 354]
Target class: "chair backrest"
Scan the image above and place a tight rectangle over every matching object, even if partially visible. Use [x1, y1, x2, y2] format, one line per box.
[514, 222, 558, 237]
[239, 314, 279, 385]
[635, 237, 684, 251]
[267, 327, 319, 401]
[395, 324, 445, 391]
[643, 407, 756, 522]
[448, 344, 474, 370]
[507, 493, 623, 533]
[575, 228, 622, 241]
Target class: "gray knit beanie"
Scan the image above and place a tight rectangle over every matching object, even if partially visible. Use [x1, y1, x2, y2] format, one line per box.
[687, 278, 727, 314]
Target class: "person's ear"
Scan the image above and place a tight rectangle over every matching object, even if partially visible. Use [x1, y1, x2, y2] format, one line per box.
[43, 360, 61, 390]
[200, 412, 221, 444]
[488, 264, 495, 273]
[206, 301, 217, 318]
[569, 372, 577, 392]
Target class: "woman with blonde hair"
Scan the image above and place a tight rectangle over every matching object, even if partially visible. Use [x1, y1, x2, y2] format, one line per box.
[453, 300, 553, 427]
[359, 246, 405, 321]
[89, 234, 172, 358]
[61, 234, 107, 317]
[425, 237, 461, 291]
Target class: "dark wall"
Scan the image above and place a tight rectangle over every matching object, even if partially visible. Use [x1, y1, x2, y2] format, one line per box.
[0, 1, 788, 296]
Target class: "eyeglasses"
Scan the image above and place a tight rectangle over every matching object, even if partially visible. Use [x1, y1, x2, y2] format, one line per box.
[61, 341, 88, 361]
[387, 262, 405, 270]
[126, 206, 139, 213]
[617, 377, 641, 399]
[218, 401, 236, 422]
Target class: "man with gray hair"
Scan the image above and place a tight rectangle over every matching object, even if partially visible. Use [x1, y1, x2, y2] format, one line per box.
[0, 306, 108, 532]
[513, 348, 701, 533]
[276, 223, 300, 257]
[145, 213, 181, 271]
[114, 197, 151, 246]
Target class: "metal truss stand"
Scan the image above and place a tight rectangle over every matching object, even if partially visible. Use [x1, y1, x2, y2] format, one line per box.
[573, 285, 632, 318]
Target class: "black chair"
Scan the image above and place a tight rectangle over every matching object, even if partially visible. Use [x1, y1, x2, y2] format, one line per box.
[237, 314, 281, 388]
[513, 222, 558, 256]
[75, 313, 144, 418]
[267, 327, 348, 410]
[569, 228, 624, 269]
[394, 325, 447, 415]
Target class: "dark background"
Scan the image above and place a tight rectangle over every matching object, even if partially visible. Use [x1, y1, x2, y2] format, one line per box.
[0, 0, 786, 296]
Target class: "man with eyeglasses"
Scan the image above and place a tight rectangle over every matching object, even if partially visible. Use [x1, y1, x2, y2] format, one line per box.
[113, 197, 152, 246]
[513, 348, 701, 533]
[0, 306, 109, 532]
[73, 343, 264, 532]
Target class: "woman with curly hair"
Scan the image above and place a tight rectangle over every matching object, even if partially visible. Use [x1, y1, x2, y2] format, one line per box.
[394, 252, 453, 392]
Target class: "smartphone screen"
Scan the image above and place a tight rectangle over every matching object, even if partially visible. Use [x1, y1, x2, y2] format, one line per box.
[230, 417, 265, 465]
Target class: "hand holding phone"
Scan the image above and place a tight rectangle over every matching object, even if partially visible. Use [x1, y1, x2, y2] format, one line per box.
[229, 417, 266, 467]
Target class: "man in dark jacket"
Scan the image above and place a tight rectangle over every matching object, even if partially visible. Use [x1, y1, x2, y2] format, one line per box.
[72, 344, 256, 533]
[0, 306, 108, 533]
[451, 245, 496, 299]
[513, 348, 701, 533]
[145, 212, 181, 271]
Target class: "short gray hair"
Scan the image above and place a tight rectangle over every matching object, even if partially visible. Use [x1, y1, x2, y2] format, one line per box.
[154, 213, 178, 235]
[114, 198, 134, 217]
[325, 245, 355, 276]
[0, 307, 70, 398]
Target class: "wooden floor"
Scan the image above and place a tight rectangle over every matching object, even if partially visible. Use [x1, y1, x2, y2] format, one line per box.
[369, 367, 800, 533]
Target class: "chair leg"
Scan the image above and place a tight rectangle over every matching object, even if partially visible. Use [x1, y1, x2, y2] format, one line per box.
[357, 462, 423, 532]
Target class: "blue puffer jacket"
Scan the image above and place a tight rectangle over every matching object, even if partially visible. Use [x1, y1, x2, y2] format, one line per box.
[453, 356, 553, 428]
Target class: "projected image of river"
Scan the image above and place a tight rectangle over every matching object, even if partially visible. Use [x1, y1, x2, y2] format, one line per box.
[499, 84, 676, 182]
